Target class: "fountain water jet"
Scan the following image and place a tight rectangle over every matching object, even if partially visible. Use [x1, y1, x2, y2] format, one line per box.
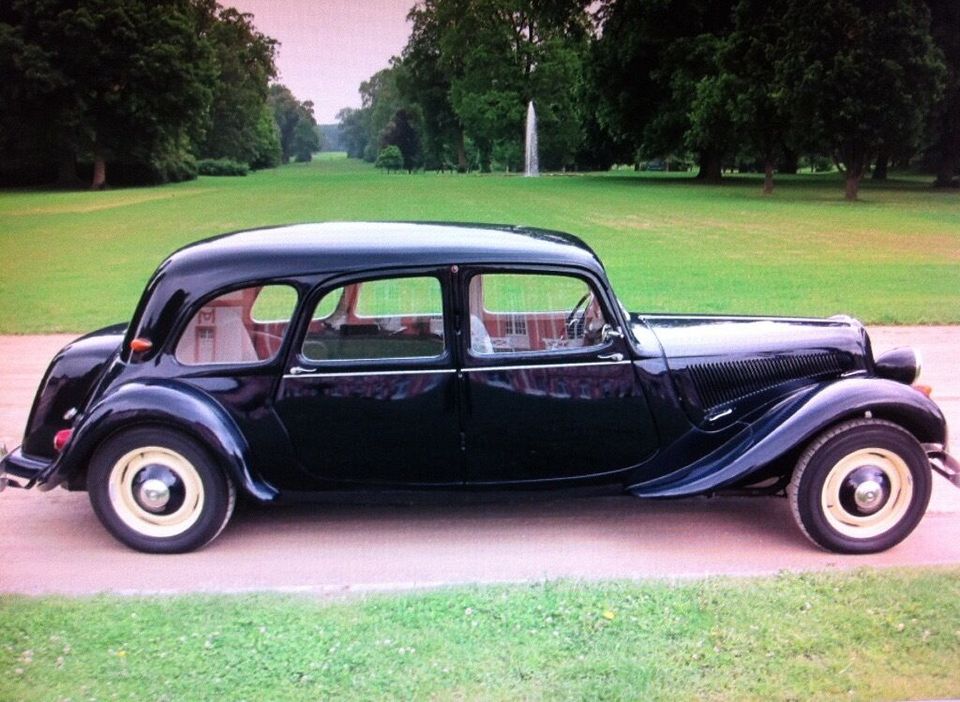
[524, 101, 539, 176]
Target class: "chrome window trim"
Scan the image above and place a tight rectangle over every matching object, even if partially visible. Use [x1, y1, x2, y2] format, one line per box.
[283, 368, 456, 379]
[462, 359, 632, 373]
[283, 359, 632, 379]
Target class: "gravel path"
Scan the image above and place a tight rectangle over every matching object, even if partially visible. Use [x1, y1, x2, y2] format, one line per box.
[1, 328, 957, 596]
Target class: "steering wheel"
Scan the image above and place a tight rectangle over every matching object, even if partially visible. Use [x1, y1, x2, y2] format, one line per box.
[564, 292, 593, 339]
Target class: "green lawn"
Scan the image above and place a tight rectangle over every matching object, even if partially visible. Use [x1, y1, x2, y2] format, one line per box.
[2, 569, 958, 701]
[1, 156, 958, 333]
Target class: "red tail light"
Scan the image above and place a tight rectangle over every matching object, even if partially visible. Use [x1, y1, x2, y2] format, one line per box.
[912, 384, 933, 398]
[53, 429, 73, 452]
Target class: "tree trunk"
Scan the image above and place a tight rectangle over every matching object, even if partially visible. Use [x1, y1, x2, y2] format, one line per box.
[933, 148, 958, 187]
[839, 144, 867, 201]
[91, 143, 107, 190]
[55, 153, 82, 189]
[762, 159, 775, 195]
[844, 172, 861, 200]
[872, 146, 889, 181]
[777, 149, 798, 175]
[456, 129, 467, 173]
[695, 149, 722, 182]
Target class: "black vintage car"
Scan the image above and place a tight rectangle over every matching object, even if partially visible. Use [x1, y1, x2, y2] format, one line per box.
[1, 222, 957, 554]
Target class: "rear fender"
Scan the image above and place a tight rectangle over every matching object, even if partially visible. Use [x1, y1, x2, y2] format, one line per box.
[40, 381, 278, 502]
[629, 378, 947, 497]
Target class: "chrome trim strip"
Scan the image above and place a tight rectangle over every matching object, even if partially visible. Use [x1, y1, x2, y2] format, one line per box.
[284, 360, 633, 379]
[462, 360, 633, 373]
[284, 368, 457, 379]
[841, 370, 868, 378]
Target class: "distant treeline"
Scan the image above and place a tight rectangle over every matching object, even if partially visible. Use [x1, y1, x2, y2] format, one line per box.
[339, 0, 959, 199]
[0, 0, 322, 188]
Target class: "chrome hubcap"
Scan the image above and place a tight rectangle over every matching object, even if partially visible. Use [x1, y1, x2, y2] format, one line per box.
[854, 479, 884, 511]
[838, 466, 891, 516]
[137, 478, 171, 512]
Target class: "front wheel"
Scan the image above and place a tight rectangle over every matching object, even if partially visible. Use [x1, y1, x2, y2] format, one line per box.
[87, 428, 236, 553]
[787, 418, 931, 554]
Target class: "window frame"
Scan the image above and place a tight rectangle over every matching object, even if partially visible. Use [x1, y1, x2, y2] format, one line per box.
[292, 268, 454, 371]
[170, 281, 301, 370]
[461, 266, 621, 364]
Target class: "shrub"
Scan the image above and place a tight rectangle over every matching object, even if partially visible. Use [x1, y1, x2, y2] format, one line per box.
[197, 158, 249, 177]
[375, 145, 403, 172]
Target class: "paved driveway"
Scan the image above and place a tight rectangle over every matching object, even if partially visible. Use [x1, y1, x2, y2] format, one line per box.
[1, 329, 957, 596]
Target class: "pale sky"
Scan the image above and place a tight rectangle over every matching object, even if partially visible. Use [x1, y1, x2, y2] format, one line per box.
[229, 0, 414, 123]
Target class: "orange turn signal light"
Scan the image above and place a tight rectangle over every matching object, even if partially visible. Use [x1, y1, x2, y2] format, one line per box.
[912, 384, 933, 398]
[130, 337, 153, 353]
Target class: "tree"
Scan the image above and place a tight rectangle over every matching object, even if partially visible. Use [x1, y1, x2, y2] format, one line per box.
[0, 0, 215, 188]
[268, 83, 319, 163]
[399, 0, 591, 173]
[710, 0, 796, 194]
[249, 103, 282, 169]
[336, 107, 371, 159]
[292, 120, 321, 162]
[355, 64, 415, 162]
[380, 108, 422, 171]
[776, 0, 945, 200]
[191, 2, 277, 168]
[927, 0, 960, 187]
[593, 0, 735, 181]
[375, 144, 404, 172]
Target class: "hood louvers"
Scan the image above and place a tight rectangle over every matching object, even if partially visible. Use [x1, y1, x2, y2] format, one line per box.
[689, 352, 847, 409]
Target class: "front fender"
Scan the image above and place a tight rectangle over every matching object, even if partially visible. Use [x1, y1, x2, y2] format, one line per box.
[39, 381, 279, 502]
[630, 378, 947, 497]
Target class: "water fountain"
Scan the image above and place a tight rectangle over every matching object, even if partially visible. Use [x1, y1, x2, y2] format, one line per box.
[524, 100, 539, 177]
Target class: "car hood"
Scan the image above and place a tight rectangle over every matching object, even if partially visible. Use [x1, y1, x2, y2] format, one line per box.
[635, 314, 868, 361]
[630, 314, 870, 426]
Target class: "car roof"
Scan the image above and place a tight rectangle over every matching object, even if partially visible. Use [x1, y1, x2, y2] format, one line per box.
[164, 222, 603, 279]
[130, 222, 606, 349]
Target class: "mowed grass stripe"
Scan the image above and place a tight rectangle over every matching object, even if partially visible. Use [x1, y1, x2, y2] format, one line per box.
[1, 569, 959, 701]
[1, 157, 958, 333]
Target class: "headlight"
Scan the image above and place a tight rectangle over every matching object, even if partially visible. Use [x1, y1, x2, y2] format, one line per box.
[874, 347, 922, 385]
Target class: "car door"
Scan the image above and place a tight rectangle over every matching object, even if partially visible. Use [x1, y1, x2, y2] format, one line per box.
[274, 268, 462, 485]
[459, 267, 659, 484]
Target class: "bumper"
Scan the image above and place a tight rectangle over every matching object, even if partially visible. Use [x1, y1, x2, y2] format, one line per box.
[0, 445, 51, 490]
[926, 444, 960, 488]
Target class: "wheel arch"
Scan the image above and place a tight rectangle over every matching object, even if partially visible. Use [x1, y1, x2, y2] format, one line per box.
[630, 378, 946, 497]
[51, 381, 279, 502]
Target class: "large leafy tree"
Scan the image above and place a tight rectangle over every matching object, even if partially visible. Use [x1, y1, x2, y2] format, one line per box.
[336, 107, 371, 160]
[191, 1, 277, 167]
[700, 0, 795, 194]
[776, 0, 944, 200]
[0, 0, 215, 188]
[398, 0, 590, 172]
[268, 83, 320, 163]
[926, 0, 960, 187]
[593, 0, 735, 181]
[380, 108, 422, 171]
[401, 0, 468, 170]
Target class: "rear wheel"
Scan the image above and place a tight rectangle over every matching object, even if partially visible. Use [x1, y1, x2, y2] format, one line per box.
[87, 428, 235, 553]
[787, 419, 931, 554]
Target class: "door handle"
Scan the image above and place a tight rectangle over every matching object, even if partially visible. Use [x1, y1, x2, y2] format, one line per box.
[289, 365, 317, 375]
[597, 352, 624, 362]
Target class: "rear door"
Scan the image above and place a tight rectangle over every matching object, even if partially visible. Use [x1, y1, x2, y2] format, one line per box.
[274, 268, 461, 485]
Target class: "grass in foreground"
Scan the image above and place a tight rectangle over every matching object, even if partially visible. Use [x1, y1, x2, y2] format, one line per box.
[1, 157, 959, 333]
[2, 568, 959, 701]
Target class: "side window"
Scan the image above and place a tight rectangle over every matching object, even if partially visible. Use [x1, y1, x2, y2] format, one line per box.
[468, 273, 609, 355]
[176, 284, 298, 365]
[302, 276, 445, 361]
